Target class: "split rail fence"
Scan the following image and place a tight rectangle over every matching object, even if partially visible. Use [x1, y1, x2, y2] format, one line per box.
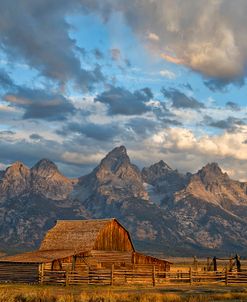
[39, 265, 247, 286]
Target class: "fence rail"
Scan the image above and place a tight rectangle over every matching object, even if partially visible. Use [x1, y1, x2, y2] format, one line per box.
[40, 266, 247, 286]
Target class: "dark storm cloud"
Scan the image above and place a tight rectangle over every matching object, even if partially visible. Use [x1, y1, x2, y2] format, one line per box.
[0, 136, 62, 166]
[0, 130, 15, 141]
[0, 70, 14, 88]
[95, 86, 152, 115]
[150, 101, 182, 126]
[0, 134, 112, 177]
[58, 122, 121, 141]
[226, 101, 240, 111]
[204, 78, 245, 92]
[4, 87, 75, 121]
[160, 118, 182, 126]
[203, 115, 246, 130]
[0, 1, 106, 90]
[125, 118, 158, 138]
[29, 133, 43, 140]
[0, 130, 15, 136]
[204, 79, 229, 92]
[0, 134, 92, 177]
[161, 88, 205, 109]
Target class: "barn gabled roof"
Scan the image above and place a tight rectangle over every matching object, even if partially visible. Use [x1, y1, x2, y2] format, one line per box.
[39, 218, 135, 253]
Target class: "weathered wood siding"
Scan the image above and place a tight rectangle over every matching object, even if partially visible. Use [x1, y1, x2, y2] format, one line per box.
[0, 262, 39, 283]
[133, 252, 170, 271]
[93, 220, 134, 251]
[88, 251, 132, 268]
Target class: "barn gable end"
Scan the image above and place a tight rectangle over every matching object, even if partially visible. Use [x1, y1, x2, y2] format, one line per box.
[93, 219, 134, 251]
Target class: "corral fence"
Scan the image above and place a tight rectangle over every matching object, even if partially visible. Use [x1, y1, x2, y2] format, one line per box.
[39, 265, 247, 286]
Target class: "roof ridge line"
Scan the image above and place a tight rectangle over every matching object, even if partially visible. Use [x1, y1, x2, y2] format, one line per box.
[56, 218, 116, 222]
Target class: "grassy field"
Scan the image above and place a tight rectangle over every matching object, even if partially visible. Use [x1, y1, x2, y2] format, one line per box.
[1, 284, 247, 302]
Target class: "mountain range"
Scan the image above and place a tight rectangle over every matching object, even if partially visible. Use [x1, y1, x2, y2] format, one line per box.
[1, 145, 247, 257]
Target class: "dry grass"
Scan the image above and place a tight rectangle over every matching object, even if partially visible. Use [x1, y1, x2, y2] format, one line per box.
[168, 257, 247, 273]
[1, 284, 247, 302]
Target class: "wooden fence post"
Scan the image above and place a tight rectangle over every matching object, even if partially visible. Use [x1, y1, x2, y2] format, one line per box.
[65, 269, 69, 286]
[207, 257, 210, 271]
[39, 263, 44, 285]
[225, 269, 228, 286]
[189, 267, 192, 285]
[111, 264, 114, 286]
[152, 265, 156, 287]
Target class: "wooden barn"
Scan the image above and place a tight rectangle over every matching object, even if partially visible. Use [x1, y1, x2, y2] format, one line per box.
[0, 218, 171, 284]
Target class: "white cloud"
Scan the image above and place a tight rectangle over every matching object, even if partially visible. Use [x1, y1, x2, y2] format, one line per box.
[127, 125, 247, 180]
[150, 126, 247, 161]
[105, 0, 247, 82]
[61, 151, 106, 165]
[159, 69, 176, 79]
[147, 32, 160, 41]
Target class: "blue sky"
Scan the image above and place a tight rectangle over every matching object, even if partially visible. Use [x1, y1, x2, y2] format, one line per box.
[1, 0, 247, 180]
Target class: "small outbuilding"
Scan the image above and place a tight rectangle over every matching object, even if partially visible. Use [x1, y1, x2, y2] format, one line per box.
[0, 218, 171, 284]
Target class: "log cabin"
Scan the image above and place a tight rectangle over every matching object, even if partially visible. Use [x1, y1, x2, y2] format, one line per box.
[0, 218, 171, 284]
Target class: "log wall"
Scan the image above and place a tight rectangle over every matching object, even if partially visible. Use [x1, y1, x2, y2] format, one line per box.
[0, 262, 40, 283]
[133, 252, 170, 271]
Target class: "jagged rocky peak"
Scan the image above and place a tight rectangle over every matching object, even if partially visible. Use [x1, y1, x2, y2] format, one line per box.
[99, 145, 130, 173]
[0, 162, 30, 200]
[196, 162, 229, 184]
[30, 158, 74, 200]
[201, 162, 223, 174]
[31, 159, 59, 177]
[4, 161, 30, 178]
[142, 160, 174, 184]
[150, 160, 173, 172]
[95, 145, 142, 182]
[76, 146, 147, 201]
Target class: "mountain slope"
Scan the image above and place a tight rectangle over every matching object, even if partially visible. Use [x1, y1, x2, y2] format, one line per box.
[30, 159, 76, 200]
[0, 162, 30, 201]
[174, 163, 247, 214]
[167, 163, 247, 253]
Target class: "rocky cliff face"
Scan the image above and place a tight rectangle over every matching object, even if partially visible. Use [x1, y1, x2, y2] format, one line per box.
[30, 159, 76, 200]
[1, 146, 247, 256]
[142, 160, 189, 206]
[168, 163, 247, 252]
[0, 159, 75, 202]
[74, 146, 148, 203]
[0, 162, 30, 201]
[175, 163, 247, 208]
